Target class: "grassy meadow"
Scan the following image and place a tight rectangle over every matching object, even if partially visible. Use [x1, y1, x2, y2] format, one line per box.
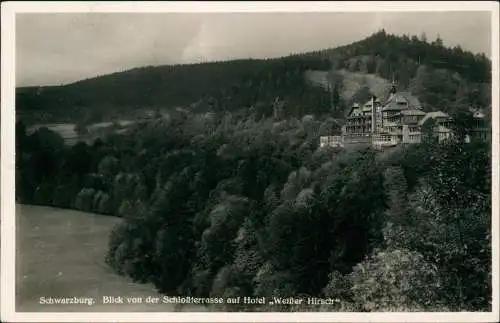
[16, 204, 205, 312]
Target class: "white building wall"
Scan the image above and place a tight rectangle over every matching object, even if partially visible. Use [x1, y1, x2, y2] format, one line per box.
[319, 136, 343, 148]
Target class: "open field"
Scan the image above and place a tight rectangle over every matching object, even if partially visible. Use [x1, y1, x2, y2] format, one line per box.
[305, 69, 391, 102]
[26, 123, 78, 145]
[16, 204, 205, 312]
[25, 120, 135, 146]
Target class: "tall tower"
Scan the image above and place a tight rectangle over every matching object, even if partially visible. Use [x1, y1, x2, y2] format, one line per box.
[328, 83, 334, 112]
[371, 95, 376, 134]
[389, 73, 398, 101]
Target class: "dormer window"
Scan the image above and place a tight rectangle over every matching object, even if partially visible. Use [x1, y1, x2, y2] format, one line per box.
[396, 97, 407, 105]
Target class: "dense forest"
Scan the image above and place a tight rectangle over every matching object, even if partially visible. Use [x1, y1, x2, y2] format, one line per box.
[16, 30, 491, 124]
[308, 30, 491, 115]
[16, 57, 334, 124]
[16, 109, 491, 311]
[15, 30, 492, 312]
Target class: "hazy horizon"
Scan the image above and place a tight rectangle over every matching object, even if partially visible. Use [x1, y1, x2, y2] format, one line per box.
[16, 11, 492, 87]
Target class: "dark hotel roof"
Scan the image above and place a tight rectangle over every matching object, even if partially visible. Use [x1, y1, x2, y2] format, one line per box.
[382, 92, 422, 111]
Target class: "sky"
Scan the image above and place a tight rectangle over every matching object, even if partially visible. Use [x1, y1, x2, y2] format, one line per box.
[16, 11, 492, 87]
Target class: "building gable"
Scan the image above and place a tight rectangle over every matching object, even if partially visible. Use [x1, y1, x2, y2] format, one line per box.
[383, 92, 422, 111]
[347, 103, 362, 117]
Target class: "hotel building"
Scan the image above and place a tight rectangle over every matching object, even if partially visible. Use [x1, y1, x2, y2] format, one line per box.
[319, 82, 489, 149]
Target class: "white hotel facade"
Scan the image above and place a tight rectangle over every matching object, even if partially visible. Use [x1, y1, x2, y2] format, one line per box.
[320, 83, 489, 149]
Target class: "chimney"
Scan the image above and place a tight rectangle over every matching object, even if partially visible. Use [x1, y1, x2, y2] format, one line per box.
[371, 95, 376, 133]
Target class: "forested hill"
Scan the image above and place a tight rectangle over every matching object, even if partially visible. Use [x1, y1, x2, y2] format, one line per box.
[16, 57, 333, 123]
[303, 30, 491, 115]
[305, 29, 490, 84]
[16, 30, 492, 123]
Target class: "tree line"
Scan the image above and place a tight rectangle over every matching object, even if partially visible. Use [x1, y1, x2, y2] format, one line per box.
[15, 57, 334, 123]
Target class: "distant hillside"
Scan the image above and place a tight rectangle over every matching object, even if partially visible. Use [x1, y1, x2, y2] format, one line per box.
[305, 69, 391, 106]
[16, 57, 334, 123]
[302, 30, 491, 113]
[16, 30, 492, 123]
[302, 29, 490, 84]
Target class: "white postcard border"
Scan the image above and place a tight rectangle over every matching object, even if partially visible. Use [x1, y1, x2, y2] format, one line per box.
[1, 1, 499, 322]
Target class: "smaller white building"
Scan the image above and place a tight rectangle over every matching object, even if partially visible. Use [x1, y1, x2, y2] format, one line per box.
[319, 135, 344, 148]
[372, 133, 398, 150]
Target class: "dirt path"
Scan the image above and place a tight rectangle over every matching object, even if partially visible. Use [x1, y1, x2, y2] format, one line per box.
[16, 204, 204, 312]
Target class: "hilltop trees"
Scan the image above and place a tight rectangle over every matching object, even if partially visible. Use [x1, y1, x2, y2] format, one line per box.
[16, 31, 490, 123]
[17, 57, 333, 121]
[320, 30, 490, 112]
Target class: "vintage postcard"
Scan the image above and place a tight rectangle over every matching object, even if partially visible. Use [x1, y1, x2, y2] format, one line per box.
[1, 1, 499, 322]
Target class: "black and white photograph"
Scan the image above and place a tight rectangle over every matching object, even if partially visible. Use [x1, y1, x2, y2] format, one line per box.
[1, 1, 499, 322]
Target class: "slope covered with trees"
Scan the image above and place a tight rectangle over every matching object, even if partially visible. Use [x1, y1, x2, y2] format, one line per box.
[16, 108, 491, 311]
[304, 30, 491, 114]
[16, 57, 334, 123]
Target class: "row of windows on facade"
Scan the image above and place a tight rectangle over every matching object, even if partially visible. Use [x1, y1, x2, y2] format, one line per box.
[319, 131, 488, 149]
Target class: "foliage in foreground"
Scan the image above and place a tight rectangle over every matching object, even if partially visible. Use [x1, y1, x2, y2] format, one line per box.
[16, 110, 491, 312]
